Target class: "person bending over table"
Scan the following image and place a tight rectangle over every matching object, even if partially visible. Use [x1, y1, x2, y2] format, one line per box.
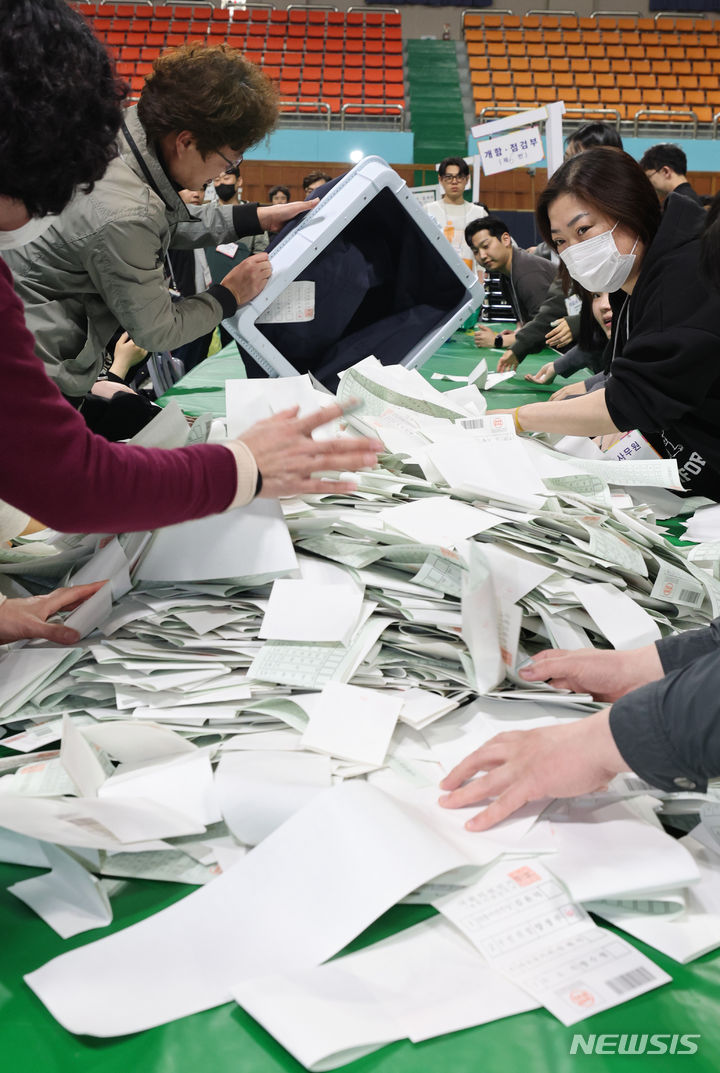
[490, 147, 720, 500]
[439, 618, 720, 832]
[4, 41, 316, 404]
[0, 0, 381, 537]
[467, 217, 564, 372]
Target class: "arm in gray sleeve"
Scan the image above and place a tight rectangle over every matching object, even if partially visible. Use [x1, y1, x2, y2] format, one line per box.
[84, 221, 236, 353]
[566, 312, 581, 338]
[510, 279, 568, 362]
[609, 648, 720, 793]
[655, 618, 720, 672]
[553, 344, 592, 378]
[585, 371, 608, 393]
[171, 202, 262, 249]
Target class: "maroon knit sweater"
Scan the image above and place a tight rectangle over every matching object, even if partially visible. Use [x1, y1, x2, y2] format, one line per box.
[0, 259, 236, 534]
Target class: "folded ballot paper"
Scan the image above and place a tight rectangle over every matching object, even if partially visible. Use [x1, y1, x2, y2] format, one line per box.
[3, 361, 720, 1059]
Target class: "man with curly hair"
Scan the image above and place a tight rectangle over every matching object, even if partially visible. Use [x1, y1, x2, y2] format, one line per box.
[4, 40, 314, 400]
[0, 0, 380, 538]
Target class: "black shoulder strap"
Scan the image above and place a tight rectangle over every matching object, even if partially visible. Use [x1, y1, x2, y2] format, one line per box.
[120, 119, 167, 205]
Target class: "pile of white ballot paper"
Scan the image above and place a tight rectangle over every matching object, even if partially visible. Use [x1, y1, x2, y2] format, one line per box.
[2, 356, 720, 1066]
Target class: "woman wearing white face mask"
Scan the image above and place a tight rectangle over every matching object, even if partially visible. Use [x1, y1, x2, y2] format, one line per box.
[492, 147, 720, 499]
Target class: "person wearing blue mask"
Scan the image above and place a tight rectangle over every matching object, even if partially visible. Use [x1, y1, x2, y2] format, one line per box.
[489, 147, 720, 500]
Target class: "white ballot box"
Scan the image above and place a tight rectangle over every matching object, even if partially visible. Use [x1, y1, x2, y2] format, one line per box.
[222, 156, 484, 386]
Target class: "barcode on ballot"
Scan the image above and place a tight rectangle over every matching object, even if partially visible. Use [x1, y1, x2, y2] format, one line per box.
[605, 967, 654, 995]
[678, 588, 703, 606]
[459, 418, 485, 430]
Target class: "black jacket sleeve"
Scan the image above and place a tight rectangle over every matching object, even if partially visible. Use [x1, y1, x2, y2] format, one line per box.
[610, 649, 720, 793]
[232, 203, 262, 237]
[510, 278, 568, 362]
[655, 618, 720, 672]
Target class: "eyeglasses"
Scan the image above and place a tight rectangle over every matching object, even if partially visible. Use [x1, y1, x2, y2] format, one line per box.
[216, 149, 244, 170]
[441, 174, 464, 183]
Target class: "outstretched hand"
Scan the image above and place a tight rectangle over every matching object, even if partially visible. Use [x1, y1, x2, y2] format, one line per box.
[496, 350, 519, 373]
[438, 709, 627, 831]
[525, 360, 556, 385]
[257, 198, 320, 233]
[518, 645, 664, 701]
[238, 403, 383, 499]
[0, 581, 106, 645]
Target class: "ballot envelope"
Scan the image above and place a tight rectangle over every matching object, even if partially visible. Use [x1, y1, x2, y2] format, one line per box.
[222, 156, 484, 387]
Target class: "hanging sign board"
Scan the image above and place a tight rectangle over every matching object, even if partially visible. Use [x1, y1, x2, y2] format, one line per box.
[479, 125, 545, 175]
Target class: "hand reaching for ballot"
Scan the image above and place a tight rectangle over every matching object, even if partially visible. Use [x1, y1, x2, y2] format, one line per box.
[550, 380, 587, 402]
[517, 645, 664, 702]
[525, 360, 556, 385]
[0, 581, 105, 645]
[496, 350, 519, 373]
[438, 709, 628, 831]
[238, 404, 383, 499]
[221, 253, 272, 305]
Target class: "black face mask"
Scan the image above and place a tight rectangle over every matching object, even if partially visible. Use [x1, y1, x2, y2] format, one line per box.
[215, 183, 237, 202]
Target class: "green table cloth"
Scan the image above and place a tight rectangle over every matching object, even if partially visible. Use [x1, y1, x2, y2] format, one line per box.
[2, 333, 713, 1073]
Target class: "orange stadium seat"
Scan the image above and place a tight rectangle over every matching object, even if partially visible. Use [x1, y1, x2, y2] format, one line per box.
[535, 86, 557, 103]
[596, 73, 615, 89]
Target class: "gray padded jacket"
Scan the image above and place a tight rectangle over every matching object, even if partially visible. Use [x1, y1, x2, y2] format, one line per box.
[2, 106, 261, 397]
